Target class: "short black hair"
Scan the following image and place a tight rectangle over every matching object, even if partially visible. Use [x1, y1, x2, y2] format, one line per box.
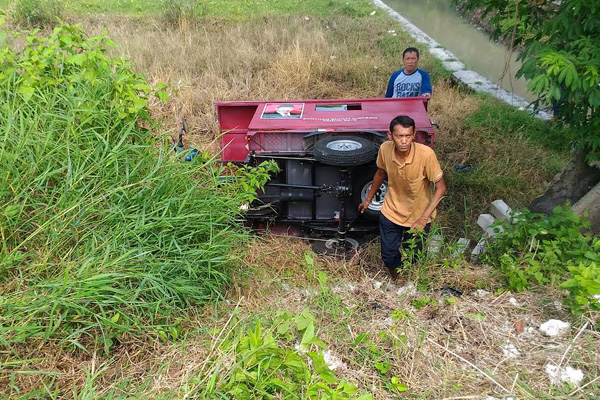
[402, 47, 419, 59]
[389, 115, 416, 133]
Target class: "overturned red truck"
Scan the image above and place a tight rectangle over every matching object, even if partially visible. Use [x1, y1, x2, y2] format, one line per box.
[216, 97, 436, 250]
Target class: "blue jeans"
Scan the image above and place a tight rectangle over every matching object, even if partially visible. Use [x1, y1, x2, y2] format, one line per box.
[379, 213, 430, 270]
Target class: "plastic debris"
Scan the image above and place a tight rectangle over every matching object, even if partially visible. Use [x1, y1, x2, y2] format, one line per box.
[323, 350, 346, 370]
[539, 319, 570, 337]
[545, 364, 584, 386]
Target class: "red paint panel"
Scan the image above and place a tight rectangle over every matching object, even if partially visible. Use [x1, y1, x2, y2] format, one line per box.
[216, 103, 259, 133]
[221, 133, 249, 162]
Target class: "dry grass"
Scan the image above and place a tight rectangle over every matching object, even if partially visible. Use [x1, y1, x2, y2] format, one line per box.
[80, 15, 401, 154]
[4, 233, 598, 398]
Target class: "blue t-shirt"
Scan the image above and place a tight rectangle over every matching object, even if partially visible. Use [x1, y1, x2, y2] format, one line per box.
[385, 68, 432, 98]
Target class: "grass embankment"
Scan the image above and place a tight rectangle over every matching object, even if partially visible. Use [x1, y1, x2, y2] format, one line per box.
[0, 21, 252, 396]
[1, 0, 594, 399]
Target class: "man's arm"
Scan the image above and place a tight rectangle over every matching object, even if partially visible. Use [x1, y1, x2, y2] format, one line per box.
[420, 70, 432, 97]
[410, 177, 446, 230]
[358, 168, 387, 213]
[385, 72, 398, 98]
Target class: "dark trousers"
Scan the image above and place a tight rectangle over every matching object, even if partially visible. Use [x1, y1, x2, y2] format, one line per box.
[379, 213, 430, 270]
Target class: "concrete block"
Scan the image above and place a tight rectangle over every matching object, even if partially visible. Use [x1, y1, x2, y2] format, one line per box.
[477, 214, 495, 230]
[471, 236, 488, 262]
[427, 234, 443, 253]
[452, 238, 471, 257]
[491, 199, 512, 220]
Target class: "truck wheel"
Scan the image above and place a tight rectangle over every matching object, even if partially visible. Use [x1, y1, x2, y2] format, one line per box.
[352, 167, 388, 221]
[313, 136, 378, 167]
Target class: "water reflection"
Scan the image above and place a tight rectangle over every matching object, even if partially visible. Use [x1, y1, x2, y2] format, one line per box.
[384, 0, 534, 101]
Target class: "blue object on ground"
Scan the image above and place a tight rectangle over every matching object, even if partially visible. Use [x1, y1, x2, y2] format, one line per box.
[453, 164, 476, 172]
[185, 148, 199, 162]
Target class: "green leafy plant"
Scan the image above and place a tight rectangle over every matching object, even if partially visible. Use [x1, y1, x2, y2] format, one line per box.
[192, 310, 372, 399]
[561, 262, 600, 315]
[482, 206, 596, 292]
[229, 160, 280, 203]
[457, 0, 600, 162]
[411, 296, 437, 310]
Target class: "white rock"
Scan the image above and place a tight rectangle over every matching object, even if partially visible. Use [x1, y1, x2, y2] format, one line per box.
[500, 344, 519, 358]
[323, 350, 346, 370]
[545, 363, 584, 386]
[387, 29, 396, 33]
[508, 297, 519, 306]
[539, 319, 571, 337]
[373, 281, 383, 290]
[304, 16, 310, 21]
[330, 55, 337, 60]
[370, 10, 376, 15]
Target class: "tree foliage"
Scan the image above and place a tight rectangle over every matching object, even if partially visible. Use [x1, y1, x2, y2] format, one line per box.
[459, 0, 600, 161]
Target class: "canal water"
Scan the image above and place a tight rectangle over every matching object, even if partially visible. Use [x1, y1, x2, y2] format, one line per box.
[384, 0, 534, 101]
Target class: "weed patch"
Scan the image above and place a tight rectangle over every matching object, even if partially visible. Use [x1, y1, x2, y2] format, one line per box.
[482, 206, 600, 315]
[0, 24, 264, 356]
[12, 0, 63, 27]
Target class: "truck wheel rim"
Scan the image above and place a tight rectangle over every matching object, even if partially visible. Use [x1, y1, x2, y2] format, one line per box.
[361, 181, 387, 211]
[326, 139, 362, 151]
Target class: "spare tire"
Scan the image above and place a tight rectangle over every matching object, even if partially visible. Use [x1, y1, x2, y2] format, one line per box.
[313, 136, 378, 167]
[351, 166, 388, 221]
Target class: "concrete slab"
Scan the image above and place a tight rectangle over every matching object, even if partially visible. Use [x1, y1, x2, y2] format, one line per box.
[471, 236, 488, 262]
[452, 238, 471, 257]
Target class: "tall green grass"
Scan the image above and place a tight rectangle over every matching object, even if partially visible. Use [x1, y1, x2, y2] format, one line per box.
[0, 24, 247, 351]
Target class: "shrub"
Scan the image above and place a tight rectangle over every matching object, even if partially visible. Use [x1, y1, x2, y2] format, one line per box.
[13, 0, 63, 27]
[482, 206, 597, 292]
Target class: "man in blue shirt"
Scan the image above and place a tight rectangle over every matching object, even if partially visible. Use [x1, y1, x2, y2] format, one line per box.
[385, 47, 432, 98]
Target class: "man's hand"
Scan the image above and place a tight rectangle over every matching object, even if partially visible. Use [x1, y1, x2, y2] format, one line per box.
[358, 200, 371, 213]
[422, 93, 431, 98]
[410, 217, 428, 232]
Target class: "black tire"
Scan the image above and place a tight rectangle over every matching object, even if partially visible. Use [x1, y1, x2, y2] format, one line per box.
[313, 136, 378, 167]
[351, 166, 388, 221]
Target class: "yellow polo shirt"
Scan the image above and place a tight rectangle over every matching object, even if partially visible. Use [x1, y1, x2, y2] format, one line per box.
[376, 141, 443, 227]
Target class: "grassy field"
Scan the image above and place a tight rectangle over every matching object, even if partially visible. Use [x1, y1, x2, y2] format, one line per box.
[1, 0, 595, 399]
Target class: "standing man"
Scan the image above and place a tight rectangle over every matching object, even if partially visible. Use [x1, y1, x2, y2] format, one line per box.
[358, 115, 446, 279]
[385, 47, 432, 98]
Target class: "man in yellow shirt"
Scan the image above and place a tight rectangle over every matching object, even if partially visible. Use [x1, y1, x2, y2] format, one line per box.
[358, 115, 446, 279]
